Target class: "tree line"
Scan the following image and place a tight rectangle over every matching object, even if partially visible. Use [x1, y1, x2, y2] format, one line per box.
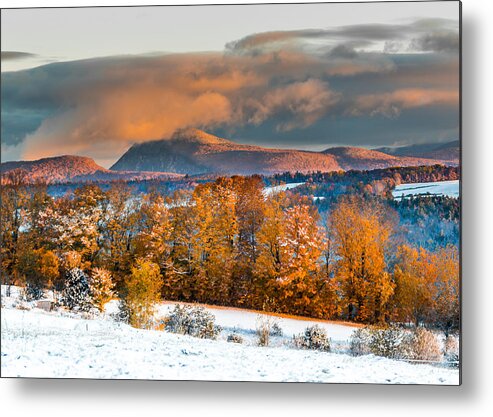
[0, 170, 459, 333]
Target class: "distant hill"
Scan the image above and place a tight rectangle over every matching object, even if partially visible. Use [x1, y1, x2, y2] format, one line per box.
[111, 128, 342, 175]
[111, 128, 452, 175]
[322, 147, 448, 171]
[375, 141, 459, 163]
[2, 132, 458, 184]
[1, 155, 181, 184]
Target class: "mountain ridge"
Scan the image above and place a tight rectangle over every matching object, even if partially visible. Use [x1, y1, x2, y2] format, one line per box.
[112, 129, 455, 175]
[1, 155, 182, 184]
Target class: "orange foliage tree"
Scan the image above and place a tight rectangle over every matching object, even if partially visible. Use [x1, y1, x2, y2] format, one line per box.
[330, 196, 397, 324]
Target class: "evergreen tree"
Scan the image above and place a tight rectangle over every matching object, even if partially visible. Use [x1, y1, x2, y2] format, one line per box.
[62, 267, 91, 311]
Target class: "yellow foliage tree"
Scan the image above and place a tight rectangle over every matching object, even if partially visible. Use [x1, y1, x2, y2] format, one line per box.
[125, 259, 162, 329]
[192, 178, 238, 304]
[330, 196, 396, 324]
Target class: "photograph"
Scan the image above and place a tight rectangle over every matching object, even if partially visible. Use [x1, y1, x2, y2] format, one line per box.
[1, 1, 460, 385]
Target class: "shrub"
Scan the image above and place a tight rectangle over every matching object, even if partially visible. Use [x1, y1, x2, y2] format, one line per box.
[293, 325, 330, 352]
[111, 298, 130, 324]
[402, 327, 442, 362]
[165, 304, 221, 339]
[125, 259, 162, 329]
[271, 322, 283, 337]
[89, 268, 114, 312]
[61, 268, 91, 311]
[255, 315, 272, 347]
[368, 325, 406, 358]
[350, 325, 405, 359]
[61, 251, 82, 270]
[25, 283, 44, 301]
[227, 333, 244, 344]
[349, 327, 373, 356]
[444, 335, 459, 366]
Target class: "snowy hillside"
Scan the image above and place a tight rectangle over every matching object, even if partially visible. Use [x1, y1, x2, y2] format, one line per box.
[1, 289, 459, 384]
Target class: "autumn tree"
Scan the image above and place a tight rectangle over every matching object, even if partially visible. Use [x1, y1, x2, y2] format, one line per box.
[132, 193, 172, 264]
[163, 190, 200, 301]
[433, 245, 460, 335]
[330, 196, 397, 324]
[276, 204, 325, 316]
[99, 183, 138, 284]
[392, 245, 436, 326]
[0, 170, 29, 289]
[89, 267, 115, 312]
[192, 178, 238, 305]
[254, 192, 287, 310]
[231, 176, 265, 305]
[393, 244, 459, 334]
[16, 247, 59, 299]
[124, 258, 162, 329]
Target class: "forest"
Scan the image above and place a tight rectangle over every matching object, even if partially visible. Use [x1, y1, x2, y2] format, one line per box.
[0, 168, 459, 335]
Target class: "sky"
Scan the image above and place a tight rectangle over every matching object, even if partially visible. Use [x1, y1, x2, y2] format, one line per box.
[1, 1, 460, 167]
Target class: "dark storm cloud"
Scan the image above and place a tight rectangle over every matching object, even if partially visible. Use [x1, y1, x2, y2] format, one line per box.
[327, 44, 359, 59]
[409, 31, 460, 53]
[1, 51, 37, 61]
[1, 18, 459, 163]
[225, 18, 458, 54]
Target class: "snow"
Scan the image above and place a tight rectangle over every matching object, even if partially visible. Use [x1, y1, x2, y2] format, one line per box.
[1, 289, 459, 384]
[393, 180, 460, 199]
[263, 182, 305, 196]
[156, 302, 356, 342]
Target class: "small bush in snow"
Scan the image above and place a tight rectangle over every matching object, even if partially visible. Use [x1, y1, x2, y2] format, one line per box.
[350, 325, 405, 359]
[255, 315, 272, 347]
[111, 298, 130, 324]
[166, 304, 221, 339]
[61, 268, 91, 311]
[14, 299, 32, 311]
[349, 327, 373, 356]
[271, 322, 283, 337]
[444, 335, 459, 367]
[227, 333, 244, 344]
[367, 325, 405, 359]
[293, 325, 331, 352]
[24, 283, 44, 301]
[89, 268, 114, 312]
[402, 327, 442, 362]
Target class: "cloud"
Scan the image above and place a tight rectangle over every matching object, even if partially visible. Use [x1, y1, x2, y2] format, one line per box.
[2, 52, 342, 160]
[1, 51, 37, 61]
[349, 88, 459, 118]
[1, 19, 459, 164]
[409, 31, 460, 53]
[245, 79, 341, 131]
[225, 18, 458, 55]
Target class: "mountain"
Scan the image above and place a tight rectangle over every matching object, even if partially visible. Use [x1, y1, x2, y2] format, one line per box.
[375, 140, 459, 163]
[1, 155, 181, 184]
[112, 128, 451, 175]
[321, 147, 448, 171]
[111, 128, 342, 175]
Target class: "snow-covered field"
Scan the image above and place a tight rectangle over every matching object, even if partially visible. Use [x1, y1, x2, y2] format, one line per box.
[1, 288, 459, 384]
[392, 180, 460, 199]
[263, 182, 305, 196]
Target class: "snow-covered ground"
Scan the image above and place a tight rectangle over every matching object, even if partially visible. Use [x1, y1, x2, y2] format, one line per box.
[392, 180, 460, 199]
[1, 287, 459, 384]
[154, 302, 356, 345]
[263, 182, 305, 196]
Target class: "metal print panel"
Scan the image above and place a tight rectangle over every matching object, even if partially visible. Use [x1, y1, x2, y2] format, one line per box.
[0, 1, 461, 384]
